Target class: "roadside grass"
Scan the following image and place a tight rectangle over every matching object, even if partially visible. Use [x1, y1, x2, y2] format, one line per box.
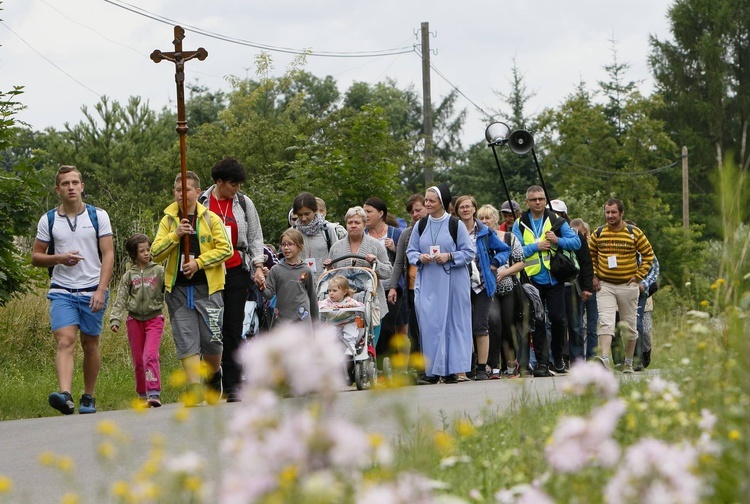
[0, 288, 181, 421]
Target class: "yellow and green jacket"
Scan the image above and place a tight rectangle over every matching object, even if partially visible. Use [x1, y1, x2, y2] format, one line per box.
[152, 201, 233, 295]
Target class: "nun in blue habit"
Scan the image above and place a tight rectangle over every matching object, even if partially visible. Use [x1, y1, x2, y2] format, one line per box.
[407, 183, 475, 381]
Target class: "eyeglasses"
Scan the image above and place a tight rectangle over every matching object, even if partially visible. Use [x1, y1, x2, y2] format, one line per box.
[527, 197, 546, 202]
[280, 242, 296, 248]
[457, 205, 474, 211]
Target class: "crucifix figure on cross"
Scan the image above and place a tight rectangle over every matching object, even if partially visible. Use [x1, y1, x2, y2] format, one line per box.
[151, 26, 207, 264]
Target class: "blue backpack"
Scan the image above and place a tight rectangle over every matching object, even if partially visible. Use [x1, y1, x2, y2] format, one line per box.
[46, 204, 100, 276]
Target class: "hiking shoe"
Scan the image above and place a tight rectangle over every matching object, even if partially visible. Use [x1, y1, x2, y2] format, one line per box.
[489, 369, 501, 380]
[226, 390, 242, 403]
[622, 363, 635, 374]
[49, 391, 75, 415]
[147, 395, 162, 408]
[79, 393, 96, 414]
[594, 355, 612, 371]
[475, 369, 489, 381]
[206, 367, 223, 405]
[633, 363, 644, 372]
[502, 366, 519, 378]
[642, 350, 651, 368]
[553, 358, 568, 374]
[533, 364, 551, 377]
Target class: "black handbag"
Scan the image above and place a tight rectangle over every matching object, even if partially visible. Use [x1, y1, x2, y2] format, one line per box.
[549, 247, 579, 283]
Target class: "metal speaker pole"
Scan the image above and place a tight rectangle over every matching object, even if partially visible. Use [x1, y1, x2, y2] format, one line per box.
[484, 122, 515, 214]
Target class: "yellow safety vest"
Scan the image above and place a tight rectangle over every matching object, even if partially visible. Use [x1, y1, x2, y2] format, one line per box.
[521, 216, 552, 277]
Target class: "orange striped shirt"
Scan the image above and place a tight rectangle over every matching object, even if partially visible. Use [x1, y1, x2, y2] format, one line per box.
[589, 225, 654, 284]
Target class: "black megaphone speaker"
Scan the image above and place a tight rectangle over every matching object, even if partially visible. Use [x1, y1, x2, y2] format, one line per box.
[508, 130, 534, 155]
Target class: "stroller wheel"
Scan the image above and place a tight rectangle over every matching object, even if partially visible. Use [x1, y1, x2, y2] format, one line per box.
[369, 361, 378, 388]
[354, 362, 364, 391]
[383, 357, 393, 382]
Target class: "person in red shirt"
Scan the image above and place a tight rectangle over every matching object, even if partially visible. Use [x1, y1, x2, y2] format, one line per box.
[198, 157, 266, 402]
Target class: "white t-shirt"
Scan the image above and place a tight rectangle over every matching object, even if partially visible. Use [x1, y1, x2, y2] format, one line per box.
[36, 206, 113, 289]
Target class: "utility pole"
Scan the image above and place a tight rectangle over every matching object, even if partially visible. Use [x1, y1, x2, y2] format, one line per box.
[421, 22, 434, 187]
[682, 145, 689, 230]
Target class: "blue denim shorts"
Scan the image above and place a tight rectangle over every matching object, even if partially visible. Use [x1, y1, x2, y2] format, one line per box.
[48, 289, 109, 336]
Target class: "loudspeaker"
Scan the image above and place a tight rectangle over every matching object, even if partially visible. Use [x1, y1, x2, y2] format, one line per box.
[508, 130, 534, 155]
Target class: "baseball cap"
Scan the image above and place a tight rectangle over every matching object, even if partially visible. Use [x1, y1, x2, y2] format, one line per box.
[500, 200, 520, 214]
[550, 199, 567, 214]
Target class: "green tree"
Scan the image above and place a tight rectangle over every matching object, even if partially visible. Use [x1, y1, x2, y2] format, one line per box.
[0, 86, 46, 304]
[450, 59, 536, 207]
[649, 0, 750, 234]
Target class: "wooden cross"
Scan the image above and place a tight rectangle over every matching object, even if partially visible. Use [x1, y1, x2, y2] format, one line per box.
[151, 26, 207, 264]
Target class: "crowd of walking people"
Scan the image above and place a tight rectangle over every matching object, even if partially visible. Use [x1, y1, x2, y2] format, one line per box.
[33, 159, 660, 414]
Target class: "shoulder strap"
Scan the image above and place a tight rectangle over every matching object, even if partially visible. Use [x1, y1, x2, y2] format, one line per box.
[323, 222, 333, 251]
[46, 209, 56, 277]
[237, 191, 247, 213]
[448, 216, 459, 246]
[503, 230, 513, 247]
[595, 226, 604, 238]
[417, 216, 428, 236]
[85, 204, 99, 237]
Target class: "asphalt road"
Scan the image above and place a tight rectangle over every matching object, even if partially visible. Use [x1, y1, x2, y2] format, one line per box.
[0, 376, 569, 502]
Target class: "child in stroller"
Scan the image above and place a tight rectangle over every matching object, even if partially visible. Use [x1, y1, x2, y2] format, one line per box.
[318, 275, 365, 353]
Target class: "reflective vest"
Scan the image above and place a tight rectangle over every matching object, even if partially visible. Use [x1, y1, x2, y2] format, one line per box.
[520, 215, 552, 277]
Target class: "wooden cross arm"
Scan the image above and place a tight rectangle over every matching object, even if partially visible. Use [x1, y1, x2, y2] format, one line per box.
[150, 48, 208, 64]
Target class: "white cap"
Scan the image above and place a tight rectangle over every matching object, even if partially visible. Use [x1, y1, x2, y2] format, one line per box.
[550, 199, 567, 214]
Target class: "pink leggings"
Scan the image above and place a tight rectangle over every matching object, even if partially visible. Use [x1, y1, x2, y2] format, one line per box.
[126, 315, 165, 396]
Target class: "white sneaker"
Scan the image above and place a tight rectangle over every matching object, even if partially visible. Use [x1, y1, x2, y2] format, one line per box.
[594, 355, 612, 371]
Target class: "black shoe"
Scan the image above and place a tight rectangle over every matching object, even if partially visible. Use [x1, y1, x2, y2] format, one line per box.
[49, 391, 75, 415]
[79, 393, 97, 414]
[206, 366, 223, 405]
[553, 358, 567, 374]
[642, 350, 651, 368]
[417, 374, 439, 385]
[443, 374, 458, 384]
[474, 369, 489, 381]
[226, 390, 242, 403]
[533, 364, 551, 377]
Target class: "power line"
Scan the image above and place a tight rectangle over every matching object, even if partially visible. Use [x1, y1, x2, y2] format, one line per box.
[423, 54, 494, 120]
[0, 21, 102, 99]
[103, 0, 416, 58]
[558, 158, 680, 176]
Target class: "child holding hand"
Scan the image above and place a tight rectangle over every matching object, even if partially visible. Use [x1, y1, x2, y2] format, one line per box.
[110, 234, 165, 407]
[263, 228, 318, 328]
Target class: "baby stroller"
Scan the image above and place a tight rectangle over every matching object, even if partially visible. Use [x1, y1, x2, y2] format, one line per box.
[316, 254, 379, 390]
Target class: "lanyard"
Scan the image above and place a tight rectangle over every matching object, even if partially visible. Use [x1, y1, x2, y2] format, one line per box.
[429, 219, 445, 245]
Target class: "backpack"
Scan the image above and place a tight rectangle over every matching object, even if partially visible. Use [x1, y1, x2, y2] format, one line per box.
[520, 210, 579, 282]
[416, 215, 460, 246]
[46, 204, 100, 277]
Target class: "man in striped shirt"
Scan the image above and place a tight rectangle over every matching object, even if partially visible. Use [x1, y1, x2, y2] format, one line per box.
[589, 198, 654, 373]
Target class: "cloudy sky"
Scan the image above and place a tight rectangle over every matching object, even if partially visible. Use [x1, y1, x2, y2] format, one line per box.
[2, 0, 675, 146]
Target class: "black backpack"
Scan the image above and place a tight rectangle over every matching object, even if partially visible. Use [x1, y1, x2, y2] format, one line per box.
[416, 215, 460, 245]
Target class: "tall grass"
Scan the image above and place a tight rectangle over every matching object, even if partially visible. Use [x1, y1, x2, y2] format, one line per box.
[0, 287, 181, 420]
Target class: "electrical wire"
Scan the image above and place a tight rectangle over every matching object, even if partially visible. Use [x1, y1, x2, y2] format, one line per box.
[558, 158, 680, 176]
[0, 21, 102, 98]
[423, 55, 495, 120]
[103, 0, 416, 58]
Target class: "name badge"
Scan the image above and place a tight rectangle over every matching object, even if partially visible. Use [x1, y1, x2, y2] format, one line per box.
[224, 224, 232, 240]
[607, 255, 618, 268]
[430, 245, 441, 256]
[305, 257, 317, 272]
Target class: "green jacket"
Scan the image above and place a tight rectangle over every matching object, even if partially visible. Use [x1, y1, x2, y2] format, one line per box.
[109, 262, 165, 327]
